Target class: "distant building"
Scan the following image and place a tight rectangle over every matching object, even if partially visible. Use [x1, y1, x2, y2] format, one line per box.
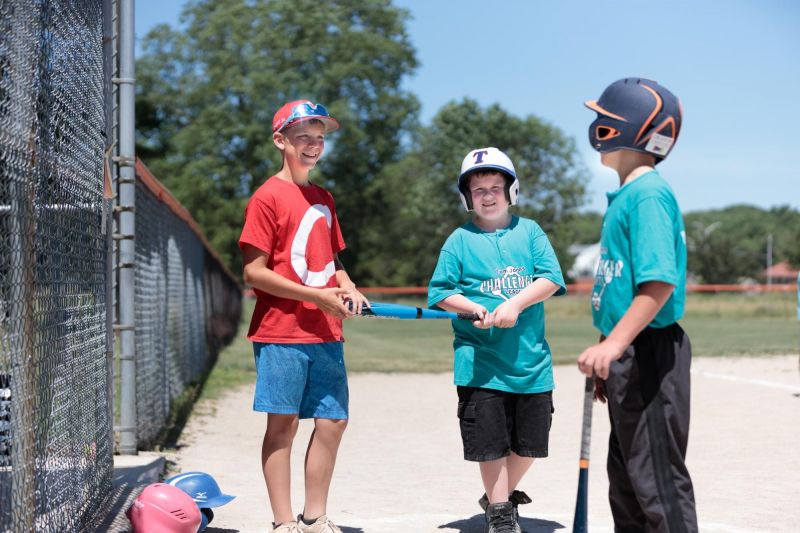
[762, 261, 800, 284]
[568, 243, 601, 283]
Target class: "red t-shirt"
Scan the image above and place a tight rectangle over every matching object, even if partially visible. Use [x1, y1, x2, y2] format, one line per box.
[239, 176, 346, 343]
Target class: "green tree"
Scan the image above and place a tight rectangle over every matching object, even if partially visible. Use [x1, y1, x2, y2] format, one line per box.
[562, 211, 603, 246]
[768, 205, 800, 270]
[685, 205, 800, 282]
[358, 99, 590, 285]
[686, 219, 750, 283]
[135, 0, 419, 275]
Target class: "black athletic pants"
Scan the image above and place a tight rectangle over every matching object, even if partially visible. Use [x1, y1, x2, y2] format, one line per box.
[603, 323, 699, 533]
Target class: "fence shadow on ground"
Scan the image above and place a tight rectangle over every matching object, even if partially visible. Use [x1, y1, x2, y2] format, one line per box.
[204, 523, 365, 533]
[89, 456, 165, 532]
[439, 514, 564, 533]
[203, 519, 364, 532]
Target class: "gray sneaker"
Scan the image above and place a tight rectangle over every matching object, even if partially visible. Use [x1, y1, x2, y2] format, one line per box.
[485, 501, 522, 533]
[479, 490, 532, 519]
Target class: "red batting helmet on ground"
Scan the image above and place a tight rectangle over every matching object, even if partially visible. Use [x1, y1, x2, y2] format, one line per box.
[126, 482, 201, 533]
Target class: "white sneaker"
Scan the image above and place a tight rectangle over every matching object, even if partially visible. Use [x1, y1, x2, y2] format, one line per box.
[272, 521, 302, 532]
[297, 514, 343, 533]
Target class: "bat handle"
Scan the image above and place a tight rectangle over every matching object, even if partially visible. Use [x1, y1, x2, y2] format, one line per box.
[456, 312, 481, 321]
[579, 376, 594, 459]
[346, 300, 368, 314]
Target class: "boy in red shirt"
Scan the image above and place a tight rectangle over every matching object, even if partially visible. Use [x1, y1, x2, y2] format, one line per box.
[239, 100, 368, 533]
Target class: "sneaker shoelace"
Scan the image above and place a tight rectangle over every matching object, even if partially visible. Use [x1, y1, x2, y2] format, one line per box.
[492, 512, 518, 533]
[302, 517, 340, 533]
[320, 518, 341, 533]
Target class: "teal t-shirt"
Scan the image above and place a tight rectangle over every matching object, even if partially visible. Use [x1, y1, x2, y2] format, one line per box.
[592, 170, 687, 337]
[428, 216, 566, 394]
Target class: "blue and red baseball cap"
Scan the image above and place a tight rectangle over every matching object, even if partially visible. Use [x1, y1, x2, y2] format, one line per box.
[272, 100, 339, 134]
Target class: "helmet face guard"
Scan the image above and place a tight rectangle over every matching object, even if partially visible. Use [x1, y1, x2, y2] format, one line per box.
[586, 78, 682, 162]
[457, 147, 519, 211]
[200, 508, 214, 530]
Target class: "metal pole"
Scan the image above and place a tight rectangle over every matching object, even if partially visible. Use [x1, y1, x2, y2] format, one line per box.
[102, 0, 118, 457]
[116, 0, 137, 455]
[766, 234, 773, 286]
[5, 1, 41, 528]
[8, 179, 36, 533]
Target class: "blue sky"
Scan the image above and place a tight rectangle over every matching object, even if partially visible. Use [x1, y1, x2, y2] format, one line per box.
[136, 0, 799, 213]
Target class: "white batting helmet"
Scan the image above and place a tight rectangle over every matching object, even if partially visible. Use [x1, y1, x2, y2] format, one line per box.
[457, 147, 519, 211]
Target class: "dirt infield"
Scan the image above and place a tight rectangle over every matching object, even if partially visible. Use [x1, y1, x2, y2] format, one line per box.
[173, 355, 800, 533]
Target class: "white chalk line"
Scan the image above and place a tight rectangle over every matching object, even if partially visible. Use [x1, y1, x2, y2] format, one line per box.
[231, 510, 770, 532]
[691, 369, 800, 393]
[330, 512, 765, 533]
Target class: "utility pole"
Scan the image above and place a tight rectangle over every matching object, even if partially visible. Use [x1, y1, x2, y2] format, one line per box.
[766, 233, 773, 286]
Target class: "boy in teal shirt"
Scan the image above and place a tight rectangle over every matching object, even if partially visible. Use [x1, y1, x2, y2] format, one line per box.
[429, 147, 566, 533]
[579, 78, 698, 532]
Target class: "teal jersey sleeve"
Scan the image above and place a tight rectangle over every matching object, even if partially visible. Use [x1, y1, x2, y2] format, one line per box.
[630, 196, 680, 287]
[428, 244, 463, 309]
[530, 224, 567, 296]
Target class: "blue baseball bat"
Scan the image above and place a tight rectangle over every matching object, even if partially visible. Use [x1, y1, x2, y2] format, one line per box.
[350, 301, 479, 321]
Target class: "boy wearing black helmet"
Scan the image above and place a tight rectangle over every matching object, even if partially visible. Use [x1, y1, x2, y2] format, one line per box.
[428, 147, 567, 533]
[578, 78, 698, 532]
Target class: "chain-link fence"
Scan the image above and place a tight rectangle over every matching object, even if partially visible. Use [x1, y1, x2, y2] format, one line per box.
[132, 163, 241, 448]
[0, 1, 112, 531]
[0, 1, 242, 531]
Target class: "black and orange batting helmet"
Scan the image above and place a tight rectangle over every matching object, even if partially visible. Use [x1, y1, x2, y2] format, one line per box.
[585, 78, 682, 162]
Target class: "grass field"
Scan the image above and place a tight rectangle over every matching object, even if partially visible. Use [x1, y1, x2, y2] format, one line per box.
[200, 292, 799, 400]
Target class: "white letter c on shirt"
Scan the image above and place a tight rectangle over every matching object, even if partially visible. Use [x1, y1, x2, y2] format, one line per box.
[291, 204, 335, 287]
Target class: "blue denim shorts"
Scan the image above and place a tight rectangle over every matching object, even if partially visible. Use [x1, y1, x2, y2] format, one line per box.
[252, 342, 349, 420]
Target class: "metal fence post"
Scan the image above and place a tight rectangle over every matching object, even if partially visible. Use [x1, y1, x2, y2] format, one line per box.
[102, 0, 118, 459]
[116, 0, 137, 455]
[4, 2, 40, 528]
[8, 180, 36, 533]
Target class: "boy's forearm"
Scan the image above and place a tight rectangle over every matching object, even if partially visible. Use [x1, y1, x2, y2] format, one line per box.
[334, 255, 357, 291]
[507, 278, 560, 312]
[437, 278, 559, 315]
[244, 266, 321, 303]
[438, 294, 481, 314]
[604, 281, 675, 350]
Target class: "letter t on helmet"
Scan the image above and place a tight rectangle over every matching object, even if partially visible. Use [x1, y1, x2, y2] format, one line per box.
[457, 147, 520, 211]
